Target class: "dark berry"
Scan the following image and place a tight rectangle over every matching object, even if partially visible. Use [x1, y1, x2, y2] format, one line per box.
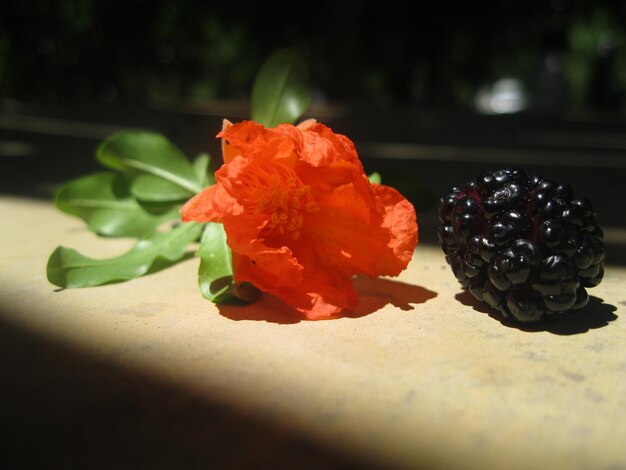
[438, 169, 605, 322]
[483, 281, 505, 310]
[540, 220, 567, 247]
[438, 225, 456, 251]
[543, 292, 576, 312]
[488, 261, 513, 291]
[572, 198, 593, 217]
[540, 255, 576, 281]
[573, 286, 589, 310]
[556, 184, 573, 200]
[513, 239, 541, 265]
[479, 237, 497, 262]
[506, 288, 544, 322]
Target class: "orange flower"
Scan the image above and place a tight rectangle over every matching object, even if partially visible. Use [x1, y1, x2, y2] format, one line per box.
[181, 120, 418, 319]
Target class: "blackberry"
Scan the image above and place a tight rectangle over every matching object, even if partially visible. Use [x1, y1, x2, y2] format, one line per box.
[438, 169, 605, 323]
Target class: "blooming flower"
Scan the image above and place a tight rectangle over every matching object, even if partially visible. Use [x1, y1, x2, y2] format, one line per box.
[181, 119, 418, 319]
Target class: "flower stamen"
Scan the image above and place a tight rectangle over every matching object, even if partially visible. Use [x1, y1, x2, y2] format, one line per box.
[251, 170, 317, 239]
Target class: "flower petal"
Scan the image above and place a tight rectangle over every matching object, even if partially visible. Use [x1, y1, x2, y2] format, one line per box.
[373, 183, 419, 271]
[232, 243, 303, 289]
[306, 178, 417, 278]
[180, 183, 238, 223]
[236, 247, 358, 319]
[218, 120, 298, 166]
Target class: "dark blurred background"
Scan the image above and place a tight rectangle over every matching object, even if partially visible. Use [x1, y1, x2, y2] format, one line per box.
[3, 0, 626, 110]
[1, 0, 625, 252]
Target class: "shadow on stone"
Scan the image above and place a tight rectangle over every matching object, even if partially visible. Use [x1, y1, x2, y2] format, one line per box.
[218, 294, 303, 324]
[0, 316, 366, 469]
[349, 277, 438, 318]
[218, 277, 437, 324]
[455, 290, 617, 335]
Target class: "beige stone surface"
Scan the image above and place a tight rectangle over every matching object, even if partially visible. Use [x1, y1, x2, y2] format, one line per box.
[1, 196, 625, 469]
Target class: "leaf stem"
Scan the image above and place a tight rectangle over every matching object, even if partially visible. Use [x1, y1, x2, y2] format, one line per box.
[121, 159, 204, 194]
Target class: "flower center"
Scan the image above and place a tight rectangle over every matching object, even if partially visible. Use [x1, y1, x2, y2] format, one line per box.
[253, 173, 318, 240]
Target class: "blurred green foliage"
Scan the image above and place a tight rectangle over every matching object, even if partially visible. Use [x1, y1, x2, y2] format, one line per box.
[565, 6, 626, 109]
[1, 0, 626, 113]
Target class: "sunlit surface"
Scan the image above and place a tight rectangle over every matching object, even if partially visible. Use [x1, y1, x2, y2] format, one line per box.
[1, 197, 626, 469]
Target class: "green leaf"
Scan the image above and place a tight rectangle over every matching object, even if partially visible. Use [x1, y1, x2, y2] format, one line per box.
[55, 172, 181, 237]
[368, 172, 382, 184]
[47, 222, 203, 288]
[97, 132, 204, 198]
[131, 153, 213, 203]
[251, 48, 311, 127]
[192, 153, 214, 187]
[197, 223, 260, 304]
[197, 223, 232, 301]
[131, 173, 194, 203]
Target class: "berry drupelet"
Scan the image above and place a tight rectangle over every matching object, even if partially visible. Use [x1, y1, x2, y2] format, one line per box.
[438, 169, 605, 322]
